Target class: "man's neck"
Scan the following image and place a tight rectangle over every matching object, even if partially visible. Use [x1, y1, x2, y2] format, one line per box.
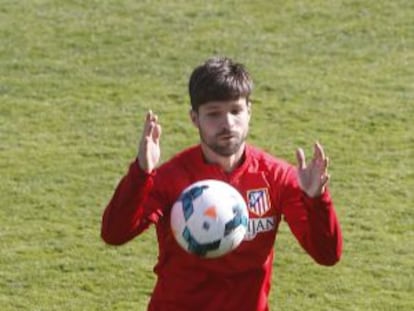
[200, 143, 246, 173]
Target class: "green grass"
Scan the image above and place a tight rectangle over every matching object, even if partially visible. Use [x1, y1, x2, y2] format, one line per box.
[1, 0, 413, 310]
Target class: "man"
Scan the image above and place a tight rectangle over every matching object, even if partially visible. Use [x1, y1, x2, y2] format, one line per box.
[101, 57, 343, 311]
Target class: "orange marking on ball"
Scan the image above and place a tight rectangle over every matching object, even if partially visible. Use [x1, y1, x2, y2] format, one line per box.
[203, 206, 217, 219]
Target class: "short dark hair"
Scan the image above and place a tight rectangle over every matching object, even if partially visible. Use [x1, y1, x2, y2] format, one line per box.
[188, 57, 253, 111]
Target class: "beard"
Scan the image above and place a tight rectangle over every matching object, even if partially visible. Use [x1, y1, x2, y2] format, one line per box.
[199, 128, 248, 157]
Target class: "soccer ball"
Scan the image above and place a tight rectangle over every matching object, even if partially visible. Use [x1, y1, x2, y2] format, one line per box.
[170, 179, 249, 258]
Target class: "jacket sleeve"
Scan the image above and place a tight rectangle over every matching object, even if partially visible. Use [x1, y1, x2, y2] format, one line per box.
[101, 159, 159, 245]
[280, 167, 343, 266]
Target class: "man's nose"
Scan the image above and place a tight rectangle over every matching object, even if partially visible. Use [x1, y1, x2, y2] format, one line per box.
[223, 112, 235, 128]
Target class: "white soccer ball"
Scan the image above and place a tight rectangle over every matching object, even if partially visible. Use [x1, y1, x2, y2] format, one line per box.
[170, 179, 249, 258]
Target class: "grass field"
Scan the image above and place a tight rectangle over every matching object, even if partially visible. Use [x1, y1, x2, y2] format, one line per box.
[1, 0, 413, 310]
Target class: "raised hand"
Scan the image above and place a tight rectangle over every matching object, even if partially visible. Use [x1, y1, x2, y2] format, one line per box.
[137, 110, 162, 173]
[296, 142, 330, 198]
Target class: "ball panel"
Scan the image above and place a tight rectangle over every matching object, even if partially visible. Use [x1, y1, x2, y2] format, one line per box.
[182, 226, 221, 257]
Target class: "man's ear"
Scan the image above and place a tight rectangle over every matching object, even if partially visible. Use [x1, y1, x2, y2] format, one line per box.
[247, 101, 252, 117]
[189, 109, 199, 127]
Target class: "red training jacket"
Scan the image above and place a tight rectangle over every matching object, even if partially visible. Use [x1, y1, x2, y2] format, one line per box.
[101, 144, 342, 311]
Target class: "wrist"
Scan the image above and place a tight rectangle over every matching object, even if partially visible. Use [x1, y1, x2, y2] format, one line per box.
[135, 158, 155, 175]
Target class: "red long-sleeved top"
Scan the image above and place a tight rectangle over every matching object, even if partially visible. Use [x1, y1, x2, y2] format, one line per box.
[101, 144, 342, 311]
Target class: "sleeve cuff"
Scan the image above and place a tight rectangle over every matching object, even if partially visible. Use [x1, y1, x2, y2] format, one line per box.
[131, 158, 156, 179]
[302, 188, 332, 211]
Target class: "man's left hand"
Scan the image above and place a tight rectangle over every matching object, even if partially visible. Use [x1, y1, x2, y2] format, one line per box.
[296, 142, 330, 198]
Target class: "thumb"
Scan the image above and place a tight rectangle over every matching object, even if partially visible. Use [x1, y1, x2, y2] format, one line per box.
[142, 110, 154, 139]
[296, 148, 306, 170]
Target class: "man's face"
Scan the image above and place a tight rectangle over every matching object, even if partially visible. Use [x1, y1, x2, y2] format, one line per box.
[191, 98, 251, 157]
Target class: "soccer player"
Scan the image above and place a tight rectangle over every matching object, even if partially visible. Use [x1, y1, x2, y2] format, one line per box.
[101, 57, 343, 311]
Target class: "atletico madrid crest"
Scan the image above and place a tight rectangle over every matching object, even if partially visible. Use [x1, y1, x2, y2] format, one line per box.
[247, 188, 271, 216]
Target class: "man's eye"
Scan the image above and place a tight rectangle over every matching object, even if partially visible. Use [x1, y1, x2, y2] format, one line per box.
[207, 112, 220, 117]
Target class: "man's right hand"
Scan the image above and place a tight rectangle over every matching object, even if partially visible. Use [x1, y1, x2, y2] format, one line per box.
[137, 110, 162, 173]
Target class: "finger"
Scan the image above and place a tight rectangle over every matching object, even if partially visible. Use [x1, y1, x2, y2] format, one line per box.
[150, 113, 161, 140]
[147, 122, 155, 140]
[153, 123, 162, 142]
[314, 141, 326, 162]
[321, 173, 330, 187]
[296, 148, 306, 170]
[143, 110, 158, 138]
[312, 142, 326, 167]
[142, 110, 152, 136]
[149, 111, 158, 123]
[324, 156, 329, 170]
[147, 110, 153, 120]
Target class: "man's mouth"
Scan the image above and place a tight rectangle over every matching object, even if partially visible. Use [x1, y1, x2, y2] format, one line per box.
[217, 131, 237, 139]
[218, 134, 235, 140]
